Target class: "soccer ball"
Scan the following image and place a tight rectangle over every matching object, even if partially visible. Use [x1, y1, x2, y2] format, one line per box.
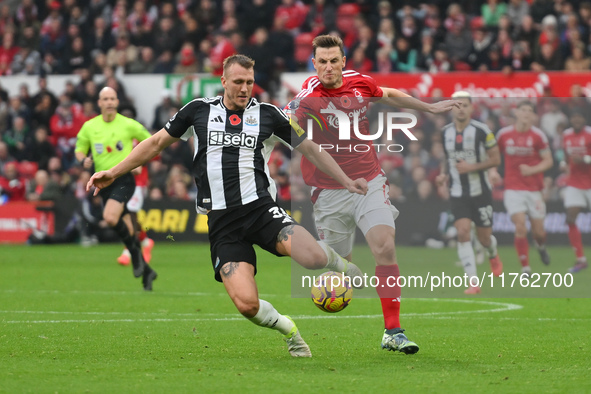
[311, 271, 353, 313]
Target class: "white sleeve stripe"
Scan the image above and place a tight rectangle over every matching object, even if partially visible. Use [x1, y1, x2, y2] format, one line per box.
[262, 102, 290, 121]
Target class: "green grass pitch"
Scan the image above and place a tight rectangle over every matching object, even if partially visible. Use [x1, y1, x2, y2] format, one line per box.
[1, 243, 589, 393]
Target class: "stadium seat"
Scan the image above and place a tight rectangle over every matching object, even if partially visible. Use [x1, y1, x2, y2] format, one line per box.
[16, 161, 38, 179]
[295, 32, 315, 65]
[336, 3, 360, 33]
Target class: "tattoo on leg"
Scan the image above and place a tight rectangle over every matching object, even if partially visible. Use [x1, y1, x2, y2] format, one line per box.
[277, 224, 295, 243]
[220, 262, 240, 278]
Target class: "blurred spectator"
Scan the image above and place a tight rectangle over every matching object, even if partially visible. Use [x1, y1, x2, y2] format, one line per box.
[32, 93, 54, 129]
[26, 169, 61, 201]
[152, 17, 183, 57]
[10, 47, 42, 75]
[9, 96, 32, 124]
[375, 47, 393, 73]
[507, 0, 530, 30]
[399, 15, 421, 50]
[15, 0, 37, 27]
[88, 17, 114, 56]
[540, 99, 568, 142]
[110, 0, 128, 36]
[153, 50, 176, 74]
[390, 37, 417, 72]
[195, 0, 220, 34]
[24, 125, 56, 170]
[127, 46, 156, 74]
[18, 84, 35, 110]
[173, 42, 199, 74]
[32, 76, 58, 113]
[152, 90, 178, 131]
[0, 32, 20, 75]
[49, 94, 85, 168]
[515, 15, 537, 51]
[565, 42, 591, 71]
[195, 40, 212, 73]
[40, 18, 67, 64]
[106, 34, 138, 69]
[507, 42, 532, 71]
[3, 116, 30, 160]
[304, 0, 336, 36]
[243, 27, 274, 90]
[376, 18, 395, 49]
[429, 45, 451, 73]
[0, 141, 14, 176]
[127, 0, 155, 47]
[160, 138, 193, 173]
[181, 15, 207, 49]
[63, 36, 91, 74]
[350, 46, 374, 73]
[530, 0, 555, 24]
[444, 20, 472, 63]
[268, 16, 296, 72]
[467, 27, 494, 70]
[240, 0, 274, 38]
[275, 0, 308, 34]
[210, 30, 235, 76]
[444, 3, 466, 32]
[481, 0, 508, 27]
[531, 42, 564, 71]
[0, 161, 26, 201]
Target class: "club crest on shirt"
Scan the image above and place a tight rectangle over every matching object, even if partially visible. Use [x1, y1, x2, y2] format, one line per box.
[245, 116, 258, 126]
[94, 143, 104, 154]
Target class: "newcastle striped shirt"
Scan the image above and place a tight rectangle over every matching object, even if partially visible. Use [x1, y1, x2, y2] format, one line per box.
[165, 96, 306, 213]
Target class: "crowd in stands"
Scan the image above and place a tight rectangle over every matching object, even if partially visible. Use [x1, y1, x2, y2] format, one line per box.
[0, 0, 591, 239]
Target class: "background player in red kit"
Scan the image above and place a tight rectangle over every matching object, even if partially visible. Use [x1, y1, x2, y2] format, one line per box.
[561, 110, 591, 273]
[288, 35, 459, 354]
[494, 101, 553, 277]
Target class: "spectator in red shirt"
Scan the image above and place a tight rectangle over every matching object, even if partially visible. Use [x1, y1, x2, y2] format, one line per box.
[275, 0, 308, 33]
[0, 161, 27, 201]
[210, 30, 235, 76]
[0, 32, 20, 75]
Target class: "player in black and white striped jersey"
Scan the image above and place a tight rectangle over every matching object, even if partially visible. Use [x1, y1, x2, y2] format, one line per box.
[87, 54, 368, 357]
[436, 91, 504, 294]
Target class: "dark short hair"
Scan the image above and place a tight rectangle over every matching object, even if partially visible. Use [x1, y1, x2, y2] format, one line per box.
[313, 34, 345, 58]
[516, 100, 535, 112]
[222, 54, 255, 74]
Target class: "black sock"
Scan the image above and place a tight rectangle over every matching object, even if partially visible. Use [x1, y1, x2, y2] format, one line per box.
[113, 219, 140, 252]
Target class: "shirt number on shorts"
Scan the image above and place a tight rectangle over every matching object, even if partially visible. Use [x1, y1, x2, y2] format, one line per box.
[478, 205, 493, 226]
[268, 207, 293, 224]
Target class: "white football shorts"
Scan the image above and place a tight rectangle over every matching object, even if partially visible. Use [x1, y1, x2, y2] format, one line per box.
[563, 186, 591, 209]
[126, 186, 146, 213]
[503, 189, 546, 219]
[312, 174, 399, 257]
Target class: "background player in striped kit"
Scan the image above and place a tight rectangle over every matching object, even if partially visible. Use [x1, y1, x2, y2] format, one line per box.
[436, 91, 503, 294]
[494, 101, 553, 277]
[86, 55, 368, 357]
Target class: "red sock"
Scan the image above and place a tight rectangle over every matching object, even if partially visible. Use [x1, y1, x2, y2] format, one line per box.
[138, 229, 147, 242]
[514, 237, 529, 267]
[375, 265, 401, 330]
[568, 224, 585, 259]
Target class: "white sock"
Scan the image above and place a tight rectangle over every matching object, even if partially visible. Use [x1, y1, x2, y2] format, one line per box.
[534, 241, 546, 251]
[317, 241, 347, 272]
[458, 241, 478, 286]
[141, 238, 152, 247]
[486, 235, 498, 258]
[248, 299, 294, 336]
[121, 249, 131, 257]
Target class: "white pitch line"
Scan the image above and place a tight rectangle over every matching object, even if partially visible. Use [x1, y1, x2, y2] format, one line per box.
[1, 299, 524, 324]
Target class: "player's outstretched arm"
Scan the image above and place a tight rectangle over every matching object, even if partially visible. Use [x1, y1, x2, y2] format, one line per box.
[87, 128, 179, 195]
[295, 139, 367, 195]
[378, 87, 461, 114]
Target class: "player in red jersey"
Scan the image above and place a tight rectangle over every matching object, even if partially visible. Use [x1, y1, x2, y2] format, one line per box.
[288, 35, 459, 354]
[561, 110, 591, 273]
[494, 101, 553, 277]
